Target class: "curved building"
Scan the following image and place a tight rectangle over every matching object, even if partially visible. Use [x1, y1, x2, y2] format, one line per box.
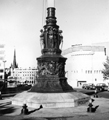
[62, 45, 106, 88]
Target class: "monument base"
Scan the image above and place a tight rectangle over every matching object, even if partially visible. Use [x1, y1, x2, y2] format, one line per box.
[12, 91, 90, 108]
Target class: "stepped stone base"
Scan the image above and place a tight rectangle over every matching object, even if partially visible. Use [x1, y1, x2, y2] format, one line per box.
[12, 91, 90, 108]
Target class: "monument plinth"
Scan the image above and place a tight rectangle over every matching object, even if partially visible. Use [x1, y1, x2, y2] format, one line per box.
[12, 1, 90, 108]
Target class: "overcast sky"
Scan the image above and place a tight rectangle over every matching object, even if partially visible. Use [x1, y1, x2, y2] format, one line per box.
[0, 0, 109, 68]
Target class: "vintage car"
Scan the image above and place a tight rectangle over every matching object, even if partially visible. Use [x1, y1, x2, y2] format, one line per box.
[87, 83, 95, 90]
[82, 84, 88, 89]
[82, 83, 95, 90]
[95, 83, 108, 91]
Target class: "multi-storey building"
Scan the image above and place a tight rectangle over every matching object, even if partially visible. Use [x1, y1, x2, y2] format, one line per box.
[11, 67, 37, 86]
[62, 44, 107, 88]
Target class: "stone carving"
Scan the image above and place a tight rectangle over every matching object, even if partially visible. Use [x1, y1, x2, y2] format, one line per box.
[45, 26, 57, 49]
[58, 30, 63, 49]
[37, 61, 65, 77]
[40, 26, 63, 53]
[48, 27, 54, 48]
[40, 29, 45, 49]
[37, 62, 50, 76]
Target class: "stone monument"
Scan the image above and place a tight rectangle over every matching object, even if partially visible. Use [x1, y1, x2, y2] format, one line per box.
[12, 0, 90, 108]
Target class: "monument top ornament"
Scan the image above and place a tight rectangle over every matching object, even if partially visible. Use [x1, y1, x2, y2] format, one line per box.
[40, 0, 63, 55]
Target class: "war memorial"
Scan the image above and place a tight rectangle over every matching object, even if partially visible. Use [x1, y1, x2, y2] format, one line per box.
[12, 0, 89, 109]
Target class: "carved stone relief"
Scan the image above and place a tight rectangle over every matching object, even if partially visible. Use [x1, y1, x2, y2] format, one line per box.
[37, 61, 65, 77]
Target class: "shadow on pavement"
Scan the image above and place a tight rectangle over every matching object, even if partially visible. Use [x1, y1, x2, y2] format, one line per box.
[46, 117, 70, 120]
[0, 101, 16, 115]
[20, 118, 38, 120]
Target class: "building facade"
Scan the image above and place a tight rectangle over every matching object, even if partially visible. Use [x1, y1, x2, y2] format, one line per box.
[11, 67, 37, 86]
[62, 45, 107, 88]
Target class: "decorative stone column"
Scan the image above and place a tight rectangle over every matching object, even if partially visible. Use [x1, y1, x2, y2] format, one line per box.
[29, 7, 73, 93]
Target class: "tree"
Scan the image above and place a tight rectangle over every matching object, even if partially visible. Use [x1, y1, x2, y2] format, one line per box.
[102, 56, 109, 80]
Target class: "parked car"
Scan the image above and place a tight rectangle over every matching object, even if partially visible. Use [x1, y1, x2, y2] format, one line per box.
[82, 84, 88, 89]
[95, 83, 108, 91]
[82, 83, 95, 90]
[87, 83, 95, 90]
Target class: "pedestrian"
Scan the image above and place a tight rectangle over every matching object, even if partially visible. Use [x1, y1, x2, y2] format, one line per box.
[21, 104, 28, 115]
[94, 88, 98, 98]
[0, 91, 2, 99]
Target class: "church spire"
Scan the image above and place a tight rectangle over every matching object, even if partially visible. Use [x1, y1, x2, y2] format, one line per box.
[11, 49, 18, 69]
